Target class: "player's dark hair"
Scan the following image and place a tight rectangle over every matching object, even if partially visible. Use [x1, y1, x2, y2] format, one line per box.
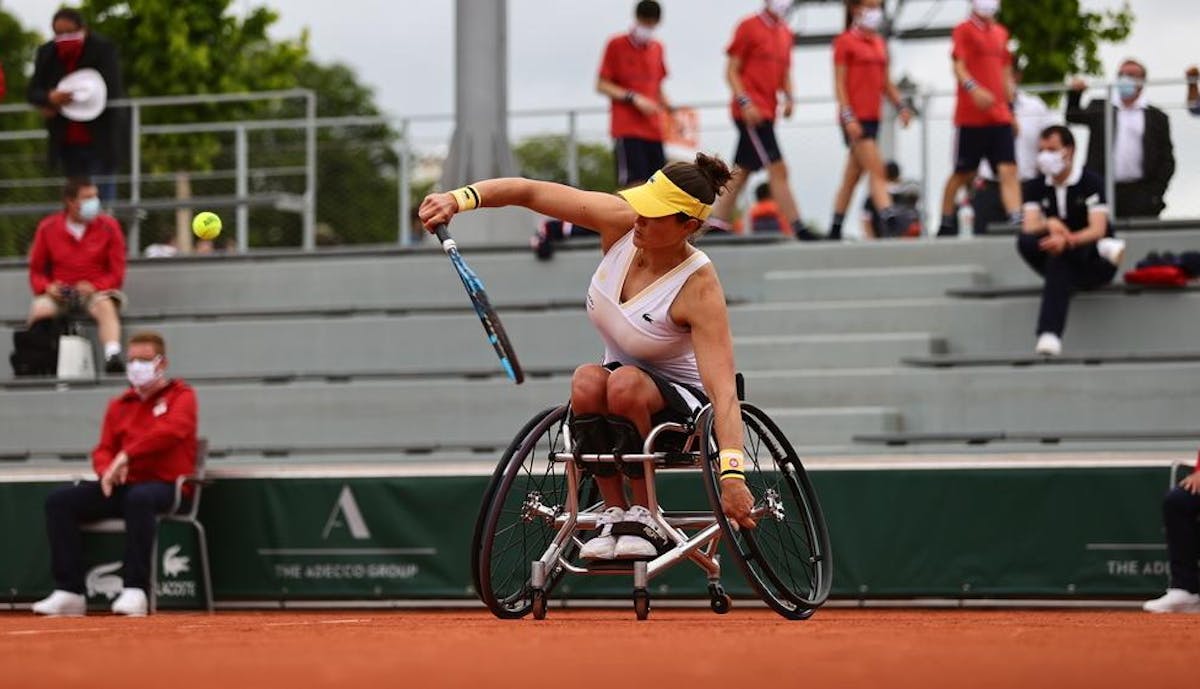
[63, 177, 95, 200]
[1040, 125, 1075, 149]
[635, 1, 661, 21]
[52, 8, 85, 29]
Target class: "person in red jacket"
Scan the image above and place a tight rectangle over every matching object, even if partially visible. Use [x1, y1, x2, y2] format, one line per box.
[936, 0, 1019, 237]
[596, 1, 672, 187]
[33, 332, 198, 617]
[708, 1, 816, 240]
[27, 177, 127, 373]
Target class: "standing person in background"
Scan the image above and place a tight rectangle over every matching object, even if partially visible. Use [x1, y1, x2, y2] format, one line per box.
[1066, 60, 1174, 219]
[708, 1, 816, 241]
[597, 1, 672, 188]
[936, 0, 1019, 237]
[1143, 450, 1200, 614]
[1187, 66, 1200, 116]
[973, 67, 1058, 235]
[27, 8, 124, 203]
[828, 0, 914, 241]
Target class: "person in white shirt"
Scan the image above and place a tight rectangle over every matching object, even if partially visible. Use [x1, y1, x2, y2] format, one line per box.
[1066, 59, 1175, 218]
[973, 69, 1059, 234]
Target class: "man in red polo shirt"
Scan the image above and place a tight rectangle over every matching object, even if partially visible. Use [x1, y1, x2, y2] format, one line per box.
[937, 0, 1018, 237]
[597, 1, 672, 187]
[27, 177, 127, 373]
[33, 331, 198, 617]
[709, 0, 814, 240]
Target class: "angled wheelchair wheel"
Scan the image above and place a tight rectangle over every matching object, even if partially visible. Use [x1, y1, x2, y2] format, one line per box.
[475, 405, 597, 619]
[699, 403, 833, 619]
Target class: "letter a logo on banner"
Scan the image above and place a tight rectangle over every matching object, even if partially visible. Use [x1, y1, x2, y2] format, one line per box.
[322, 485, 372, 540]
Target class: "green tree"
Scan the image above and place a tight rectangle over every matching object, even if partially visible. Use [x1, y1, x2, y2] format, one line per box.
[83, 0, 309, 173]
[513, 135, 616, 193]
[0, 9, 47, 256]
[1000, 0, 1134, 96]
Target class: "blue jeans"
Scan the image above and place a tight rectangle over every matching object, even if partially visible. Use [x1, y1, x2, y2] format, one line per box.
[44, 481, 175, 594]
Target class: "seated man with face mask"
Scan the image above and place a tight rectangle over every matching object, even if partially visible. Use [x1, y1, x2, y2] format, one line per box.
[27, 177, 128, 373]
[32, 332, 198, 617]
[1017, 125, 1125, 357]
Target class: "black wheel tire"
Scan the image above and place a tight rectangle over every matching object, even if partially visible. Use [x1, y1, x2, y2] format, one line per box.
[531, 589, 548, 620]
[708, 585, 733, 615]
[477, 405, 596, 619]
[698, 403, 833, 620]
[633, 590, 651, 621]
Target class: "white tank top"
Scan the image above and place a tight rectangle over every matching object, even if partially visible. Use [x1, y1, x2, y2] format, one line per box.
[586, 231, 711, 390]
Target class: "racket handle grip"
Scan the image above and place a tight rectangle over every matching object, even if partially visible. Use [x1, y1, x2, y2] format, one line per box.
[433, 224, 451, 243]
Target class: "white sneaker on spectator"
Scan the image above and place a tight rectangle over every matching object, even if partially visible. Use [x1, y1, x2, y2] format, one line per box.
[1097, 237, 1126, 267]
[111, 588, 148, 616]
[614, 505, 670, 559]
[1142, 588, 1200, 613]
[1035, 333, 1062, 357]
[31, 590, 86, 617]
[579, 506, 625, 560]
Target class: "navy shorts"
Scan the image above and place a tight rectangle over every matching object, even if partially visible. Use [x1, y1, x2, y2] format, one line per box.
[615, 137, 666, 187]
[733, 120, 783, 171]
[954, 124, 1016, 173]
[842, 119, 880, 147]
[604, 361, 708, 426]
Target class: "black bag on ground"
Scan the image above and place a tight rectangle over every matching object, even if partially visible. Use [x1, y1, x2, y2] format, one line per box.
[10, 318, 66, 377]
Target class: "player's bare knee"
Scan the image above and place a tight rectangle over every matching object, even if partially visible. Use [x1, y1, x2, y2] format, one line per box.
[571, 365, 609, 411]
[605, 368, 651, 416]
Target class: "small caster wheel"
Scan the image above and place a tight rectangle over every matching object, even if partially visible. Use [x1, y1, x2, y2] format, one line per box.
[531, 589, 548, 620]
[633, 588, 650, 621]
[708, 584, 732, 615]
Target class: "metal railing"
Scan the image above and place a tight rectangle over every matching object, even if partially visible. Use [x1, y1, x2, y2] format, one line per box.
[1, 77, 1197, 255]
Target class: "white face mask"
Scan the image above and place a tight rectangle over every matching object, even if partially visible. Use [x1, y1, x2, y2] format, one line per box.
[78, 197, 101, 222]
[126, 357, 163, 389]
[857, 7, 884, 32]
[972, 0, 1000, 18]
[1036, 149, 1067, 178]
[630, 24, 655, 44]
[767, 0, 792, 18]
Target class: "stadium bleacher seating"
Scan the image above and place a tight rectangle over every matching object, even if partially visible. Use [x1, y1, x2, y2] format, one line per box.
[5, 227, 1200, 467]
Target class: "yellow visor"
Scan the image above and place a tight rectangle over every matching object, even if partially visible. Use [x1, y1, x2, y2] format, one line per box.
[617, 170, 712, 220]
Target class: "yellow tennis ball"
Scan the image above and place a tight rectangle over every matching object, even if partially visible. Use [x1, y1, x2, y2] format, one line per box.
[192, 211, 222, 240]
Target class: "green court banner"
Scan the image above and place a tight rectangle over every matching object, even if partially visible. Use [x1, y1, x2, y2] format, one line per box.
[0, 465, 1177, 606]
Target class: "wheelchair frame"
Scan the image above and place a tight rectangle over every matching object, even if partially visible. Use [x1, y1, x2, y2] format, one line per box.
[528, 411, 738, 619]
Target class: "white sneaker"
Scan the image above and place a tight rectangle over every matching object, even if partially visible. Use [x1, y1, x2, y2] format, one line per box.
[111, 588, 148, 616]
[1035, 333, 1062, 357]
[1142, 588, 1200, 613]
[579, 506, 625, 560]
[1097, 237, 1126, 267]
[31, 590, 86, 617]
[614, 505, 670, 559]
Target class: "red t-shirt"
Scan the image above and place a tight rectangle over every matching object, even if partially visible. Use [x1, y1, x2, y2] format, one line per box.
[27, 212, 127, 295]
[93, 380, 198, 489]
[598, 34, 668, 141]
[952, 16, 1013, 127]
[833, 29, 888, 122]
[727, 12, 793, 122]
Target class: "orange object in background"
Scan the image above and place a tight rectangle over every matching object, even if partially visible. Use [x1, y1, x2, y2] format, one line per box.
[663, 107, 699, 151]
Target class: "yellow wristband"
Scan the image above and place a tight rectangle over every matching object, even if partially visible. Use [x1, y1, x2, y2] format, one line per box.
[718, 449, 746, 481]
[449, 185, 481, 212]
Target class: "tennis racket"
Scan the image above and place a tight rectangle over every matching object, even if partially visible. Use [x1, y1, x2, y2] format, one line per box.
[433, 223, 524, 384]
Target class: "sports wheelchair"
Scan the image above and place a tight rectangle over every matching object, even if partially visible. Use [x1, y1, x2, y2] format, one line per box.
[471, 378, 832, 620]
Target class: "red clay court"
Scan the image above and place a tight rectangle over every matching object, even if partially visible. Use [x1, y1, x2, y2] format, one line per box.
[1, 608, 1189, 689]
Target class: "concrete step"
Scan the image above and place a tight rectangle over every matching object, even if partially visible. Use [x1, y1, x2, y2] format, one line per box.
[762, 406, 902, 447]
[764, 264, 988, 302]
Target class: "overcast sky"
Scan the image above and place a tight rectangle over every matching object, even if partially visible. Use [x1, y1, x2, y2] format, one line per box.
[6, 0, 1196, 223]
